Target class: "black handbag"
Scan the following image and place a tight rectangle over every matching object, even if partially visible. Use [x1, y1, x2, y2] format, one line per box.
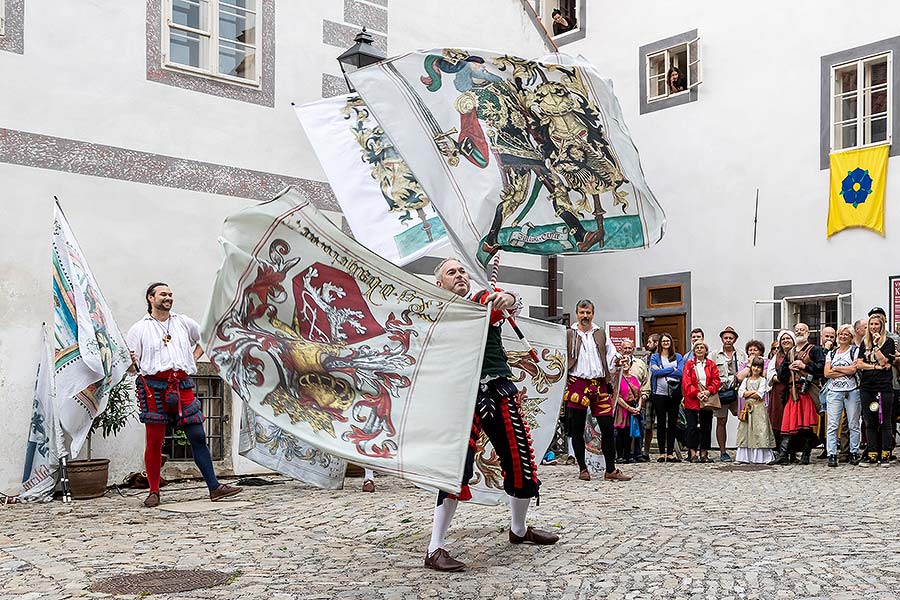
[718, 387, 738, 404]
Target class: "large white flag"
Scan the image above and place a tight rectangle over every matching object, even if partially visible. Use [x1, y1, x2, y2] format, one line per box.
[468, 316, 565, 505]
[18, 326, 63, 502]
[296, 95, 449, 266]
[349, 49, 666, 278]
[203, 187, 490, 493]
[239, 402, 347, 490]
[52, 204, 131, 457]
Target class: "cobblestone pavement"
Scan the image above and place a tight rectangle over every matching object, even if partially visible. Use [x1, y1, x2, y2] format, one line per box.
[3, 458, 900, 599]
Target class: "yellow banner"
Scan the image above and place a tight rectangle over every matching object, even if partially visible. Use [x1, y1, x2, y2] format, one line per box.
[827, 144, 889, 237]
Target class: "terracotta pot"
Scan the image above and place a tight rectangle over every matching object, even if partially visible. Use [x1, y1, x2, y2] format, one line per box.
[67, 458, 110, 499]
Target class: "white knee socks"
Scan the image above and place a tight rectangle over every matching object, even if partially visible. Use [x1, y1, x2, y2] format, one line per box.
[509, 496, 530, 537]
[428, 497, 459, 554]
[567, 437, 575, 455]
[363, 468, 375, 481]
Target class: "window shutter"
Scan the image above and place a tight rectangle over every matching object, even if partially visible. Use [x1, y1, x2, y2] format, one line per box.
[688, 36, 702, 89]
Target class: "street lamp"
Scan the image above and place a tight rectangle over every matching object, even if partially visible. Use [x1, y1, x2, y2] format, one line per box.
[336, 27, 386, 93]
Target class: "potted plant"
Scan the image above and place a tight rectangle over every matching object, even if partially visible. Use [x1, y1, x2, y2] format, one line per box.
[67, 375, 136, 499]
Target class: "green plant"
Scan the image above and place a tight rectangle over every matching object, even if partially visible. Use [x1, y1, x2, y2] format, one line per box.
[86, 375, 136, 460]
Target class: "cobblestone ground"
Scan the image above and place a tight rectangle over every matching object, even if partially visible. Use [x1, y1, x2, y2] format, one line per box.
[3, 458, 900, 599]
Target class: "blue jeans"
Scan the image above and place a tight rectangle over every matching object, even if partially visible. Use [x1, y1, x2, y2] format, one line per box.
[826, 387, 861, 456]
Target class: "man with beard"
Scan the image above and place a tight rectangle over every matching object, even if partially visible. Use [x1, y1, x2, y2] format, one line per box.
[711, 327, 746, 462]
[126, 283, 242, 508]
[773, 323, 825, 464]
[424, 259, 558, 572]
[562, 299, 631, 481]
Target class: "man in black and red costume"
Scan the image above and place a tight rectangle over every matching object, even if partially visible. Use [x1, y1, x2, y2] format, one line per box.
[424, 258, 559, 572]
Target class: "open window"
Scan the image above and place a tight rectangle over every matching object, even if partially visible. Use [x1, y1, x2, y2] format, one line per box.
[755, 293, 853, 347]
[646, 36, 701, 103]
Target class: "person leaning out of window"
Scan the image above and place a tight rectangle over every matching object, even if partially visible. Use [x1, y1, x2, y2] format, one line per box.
[550, 8, 577, 36]
[667, 66, 686, 94]
[854, 312, 896, 466]
[681, 340, 721, 463]
[648, 333, 684, 462]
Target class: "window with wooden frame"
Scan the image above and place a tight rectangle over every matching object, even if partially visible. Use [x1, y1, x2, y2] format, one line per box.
[646, 36, 701, 103]
[164, 0, 259, 85]
[647, 284, 683, 308]
[831, 53, 892, 152]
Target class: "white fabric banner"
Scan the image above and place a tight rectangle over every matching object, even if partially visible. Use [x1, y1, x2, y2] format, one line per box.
[239, 402, 347, 490]
[202, 187, 490, 493]
[296, 94, 449, 266]
[349, 49, 666, 280]
[468, 316, 566, 505]
[52, 204, 131, 457]
[18, 326, 63, 502]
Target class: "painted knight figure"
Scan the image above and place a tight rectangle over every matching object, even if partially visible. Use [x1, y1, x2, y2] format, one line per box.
[348, 48, 666, 277]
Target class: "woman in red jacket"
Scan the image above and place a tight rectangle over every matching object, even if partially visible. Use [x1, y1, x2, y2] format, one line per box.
[682, 341, 722, 463]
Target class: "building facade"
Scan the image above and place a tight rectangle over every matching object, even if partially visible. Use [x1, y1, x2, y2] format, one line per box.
[0, 0, 554, 492]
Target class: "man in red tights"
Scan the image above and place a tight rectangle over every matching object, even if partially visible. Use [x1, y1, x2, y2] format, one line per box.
[126, 282, 242, 508]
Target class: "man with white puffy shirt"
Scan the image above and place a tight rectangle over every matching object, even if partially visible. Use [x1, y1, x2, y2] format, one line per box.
[126, 282, 241, 508]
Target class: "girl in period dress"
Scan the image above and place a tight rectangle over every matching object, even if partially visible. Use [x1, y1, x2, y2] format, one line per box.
[735, 357, 776, 464]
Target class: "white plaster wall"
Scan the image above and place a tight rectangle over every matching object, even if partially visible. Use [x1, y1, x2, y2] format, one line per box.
[0, 0, 556, 492]
[557, 0, 900, 446]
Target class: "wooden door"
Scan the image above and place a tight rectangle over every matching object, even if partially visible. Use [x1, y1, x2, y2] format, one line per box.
[642, 314, 686, 355]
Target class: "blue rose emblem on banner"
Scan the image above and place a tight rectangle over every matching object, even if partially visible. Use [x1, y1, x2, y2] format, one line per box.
[840, 168, 873, 208]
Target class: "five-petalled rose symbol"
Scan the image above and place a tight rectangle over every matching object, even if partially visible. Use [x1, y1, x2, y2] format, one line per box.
[840, 167, 873, 208]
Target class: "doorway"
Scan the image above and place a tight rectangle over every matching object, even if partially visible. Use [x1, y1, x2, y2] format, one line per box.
[642, 314, 686, 354]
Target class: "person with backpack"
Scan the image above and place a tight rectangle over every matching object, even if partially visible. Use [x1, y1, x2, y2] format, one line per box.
[823, 324, 861, 467]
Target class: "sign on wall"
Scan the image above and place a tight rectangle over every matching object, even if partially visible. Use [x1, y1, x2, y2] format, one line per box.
[605, 321, 638, 352]
[891, 276, 900, 334]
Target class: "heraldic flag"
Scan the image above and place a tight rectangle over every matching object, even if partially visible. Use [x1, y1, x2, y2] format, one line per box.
[827, 144, 888, 237]
[203, 187, 491, 493]
[52, 203, 131, 458]
[348, 49, 666, 279]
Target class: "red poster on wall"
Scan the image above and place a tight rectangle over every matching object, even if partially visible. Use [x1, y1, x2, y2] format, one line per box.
[606, 322, 638, 352]
[891, 276, 900, 334]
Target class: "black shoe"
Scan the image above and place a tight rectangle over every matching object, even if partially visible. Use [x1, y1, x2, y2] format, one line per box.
[827, 455, 838, 468]
[850, 453, 861, 466]
[636, 454, 650, 463]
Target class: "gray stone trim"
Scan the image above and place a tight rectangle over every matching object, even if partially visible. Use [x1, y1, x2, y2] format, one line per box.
[146, 0, 276, 107]
[0, 0, 24, 55]
[322, 73, 349, 98]
[403, 256, 559, 288]
[541, 288, 563, 308]
[551, 1, 586, 47]
[343, 0, 387, 35]
[774, 280, 852, 300]
[0, 128, 339, 210]
[638, 271, 692, 337]
[323, 19, 386, 54]
[638, 29, 699, 115]
[819, 36, 900, 170]
[516, 0, 558, 53]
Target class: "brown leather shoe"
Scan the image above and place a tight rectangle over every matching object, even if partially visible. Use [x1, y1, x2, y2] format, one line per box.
[577, 229, 603, 252]
[209, 484, 242, 502]
[424, 548, 466, 572]
[603, 469, 632, 482]
[578, 469, 591, 481]
[143, 492, 160, 508]
[362, 479, 375, 493]
[509, 526, 559, 545]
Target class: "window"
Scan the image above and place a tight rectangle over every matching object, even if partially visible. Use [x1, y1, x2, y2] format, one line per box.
[831, 53, 891, 151]
[163, 371, 229, 461]
[647, 284, 683, 308]
[753, 293, 852, 346]
[646, 37, 701, 102]
[1, 1, 5, 37]
[164, 0, 259, 85]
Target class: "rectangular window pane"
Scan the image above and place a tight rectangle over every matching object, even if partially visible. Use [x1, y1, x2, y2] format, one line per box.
[866, 59, 888, 87]
[865, 115, 888, 144]
[864, 87, 888, 116]
[834, 122, 857, 150]
[219, 6, 256, 45]
[835, 64, 858, 94]
[219, 40, 256, 80]
[834, 92, 857, 123]
[648, 53, 666, 100]
[220, 0, 256, 10]
[172, 0, 208, 31]
[170, 29, 208, 68]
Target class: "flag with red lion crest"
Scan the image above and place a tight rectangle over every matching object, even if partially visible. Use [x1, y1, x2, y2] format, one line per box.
[203, 187, 490, 493]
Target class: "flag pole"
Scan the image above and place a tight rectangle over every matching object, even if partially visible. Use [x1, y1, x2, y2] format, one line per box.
[490, 255, 539, 362]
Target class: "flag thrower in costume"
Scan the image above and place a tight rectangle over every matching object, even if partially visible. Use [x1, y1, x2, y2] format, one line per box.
[202, 186, 491, 493]
[348, 49, 666, 277]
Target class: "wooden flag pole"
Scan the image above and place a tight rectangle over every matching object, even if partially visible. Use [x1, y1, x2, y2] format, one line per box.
[489, 256, 539, 362]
